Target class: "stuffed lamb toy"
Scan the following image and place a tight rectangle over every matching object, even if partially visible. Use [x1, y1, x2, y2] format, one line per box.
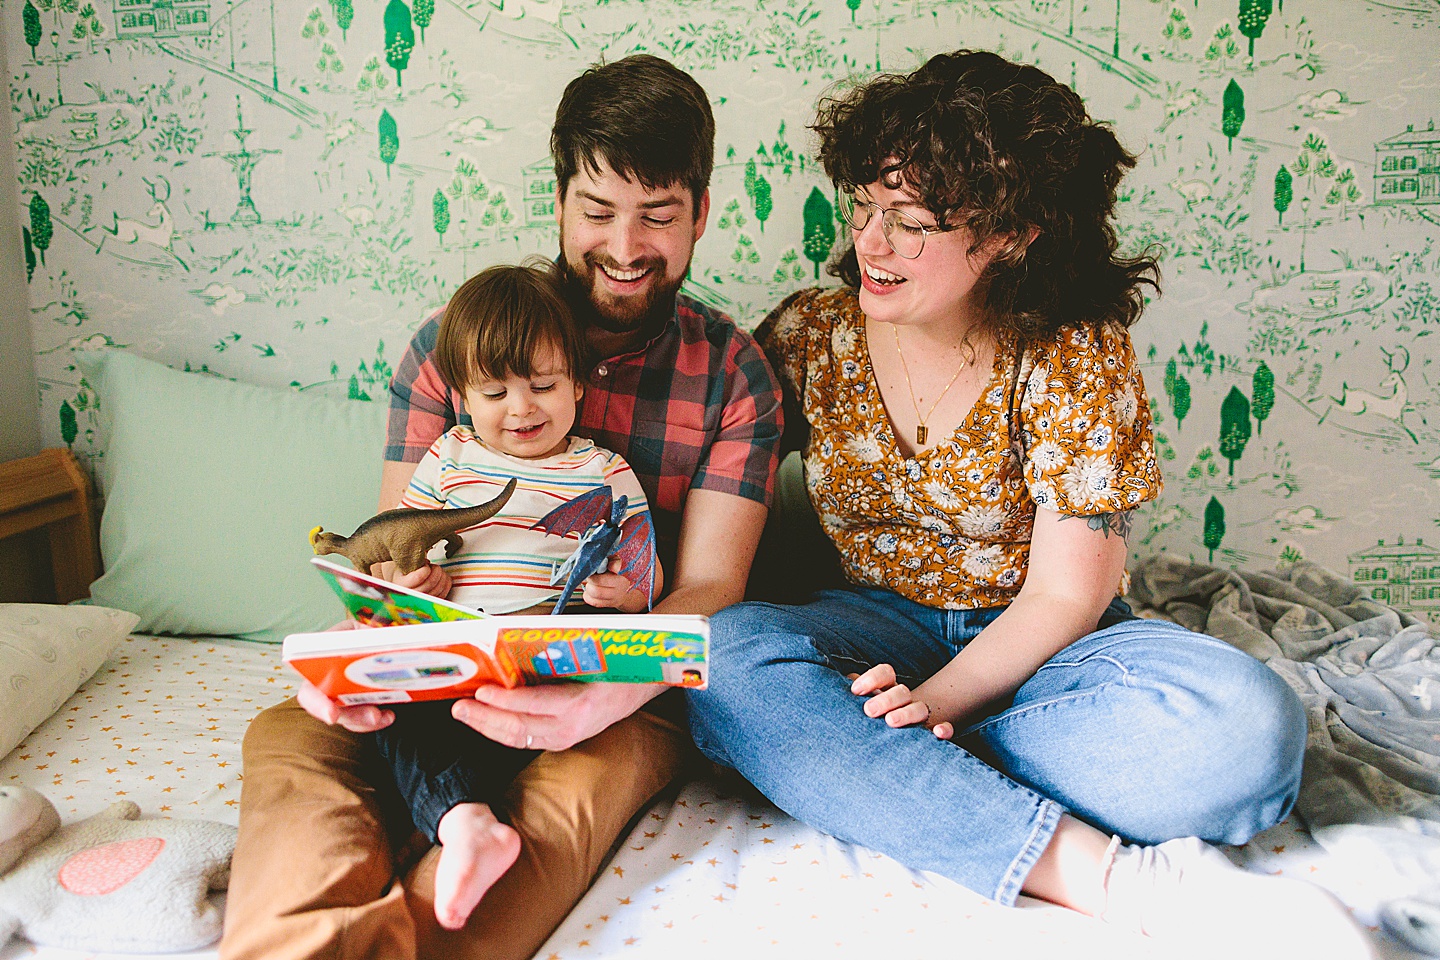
[0, 784, 235, 952]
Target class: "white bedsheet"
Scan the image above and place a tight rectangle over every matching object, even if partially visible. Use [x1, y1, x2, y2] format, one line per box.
[0, 636, 1420, 959]
[1, 635, 294, 826]
[538, 781, 1424, 960]
[0, 634, 293, 960]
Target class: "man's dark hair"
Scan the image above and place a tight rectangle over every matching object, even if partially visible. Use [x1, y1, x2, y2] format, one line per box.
[434, 258, 587, 391]
[814, 49, 1160, 338]
[551, 54, 715, 208]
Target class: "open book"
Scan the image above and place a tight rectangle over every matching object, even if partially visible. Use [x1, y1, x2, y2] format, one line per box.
[308, 556, 487, 627]
[285, 557, 708, 704]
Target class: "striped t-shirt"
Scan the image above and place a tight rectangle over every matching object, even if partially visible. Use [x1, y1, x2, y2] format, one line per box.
[386, 293, 784, 577]
[399, 427, 649, 614]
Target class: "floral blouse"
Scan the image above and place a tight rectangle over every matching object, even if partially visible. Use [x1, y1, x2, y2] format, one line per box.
[756, 287, 1162, 610]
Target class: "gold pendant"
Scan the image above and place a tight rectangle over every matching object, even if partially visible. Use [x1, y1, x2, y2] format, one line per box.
[916, 424, 928, 445]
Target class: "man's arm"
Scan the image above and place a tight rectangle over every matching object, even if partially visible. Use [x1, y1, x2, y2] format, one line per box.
[651, 488, 766, 615]
[452, 488, 769, 750]
[378, 459, 419, 512]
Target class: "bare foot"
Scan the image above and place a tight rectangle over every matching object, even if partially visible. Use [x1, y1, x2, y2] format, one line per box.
[433, 802, 522, 930]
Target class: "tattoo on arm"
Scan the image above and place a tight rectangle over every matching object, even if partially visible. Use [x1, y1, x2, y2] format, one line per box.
[1061, 511, 1135, 541]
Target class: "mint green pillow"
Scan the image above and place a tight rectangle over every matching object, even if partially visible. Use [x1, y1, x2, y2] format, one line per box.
[77, 351, 387, 642]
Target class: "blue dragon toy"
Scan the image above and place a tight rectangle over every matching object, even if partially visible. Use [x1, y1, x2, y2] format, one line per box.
[530, 486, 657, 614]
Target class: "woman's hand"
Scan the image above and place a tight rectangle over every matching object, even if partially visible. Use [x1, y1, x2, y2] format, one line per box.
[850, 663, 955, 740]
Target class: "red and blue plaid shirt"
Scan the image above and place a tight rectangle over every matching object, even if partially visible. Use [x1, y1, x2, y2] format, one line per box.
[387, 294, 784, 571]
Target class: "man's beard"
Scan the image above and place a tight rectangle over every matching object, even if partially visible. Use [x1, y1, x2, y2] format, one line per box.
[558, 246, 687, 338]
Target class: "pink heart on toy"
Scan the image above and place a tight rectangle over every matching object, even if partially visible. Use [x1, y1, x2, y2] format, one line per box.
[57, 837, 166, 895]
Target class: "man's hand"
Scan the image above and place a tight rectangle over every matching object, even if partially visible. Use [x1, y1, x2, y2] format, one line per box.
[451, 682, 664, 752]
[297, 679, 396, 733]
[294, 619, 396, 733]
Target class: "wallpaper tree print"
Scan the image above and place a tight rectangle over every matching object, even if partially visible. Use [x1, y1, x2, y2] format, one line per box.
[5, 0, 1440, 623]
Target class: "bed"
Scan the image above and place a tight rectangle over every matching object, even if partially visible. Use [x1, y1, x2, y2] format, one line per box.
[1, 350, 1434, 959]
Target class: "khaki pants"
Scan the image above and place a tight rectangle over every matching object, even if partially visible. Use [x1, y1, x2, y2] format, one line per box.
[220, 697, 688, 960]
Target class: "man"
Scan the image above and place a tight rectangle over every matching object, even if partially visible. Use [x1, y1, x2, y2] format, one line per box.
[220, 54, 783, 960]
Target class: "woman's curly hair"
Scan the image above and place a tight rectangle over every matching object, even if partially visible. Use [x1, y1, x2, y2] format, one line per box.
[814, 50, 1160, 337]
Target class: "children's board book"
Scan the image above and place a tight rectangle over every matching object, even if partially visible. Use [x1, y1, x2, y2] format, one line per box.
[289, 557, 708, 705]
[311, 556, 487, 627]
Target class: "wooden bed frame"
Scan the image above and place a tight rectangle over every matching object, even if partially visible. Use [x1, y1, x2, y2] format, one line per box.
[0, 448, 98, 603]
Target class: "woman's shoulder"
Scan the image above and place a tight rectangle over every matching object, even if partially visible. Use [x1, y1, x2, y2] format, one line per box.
[1025, 319, 1139, 376]
[1020, 320, 1150, 443]
[760, 286, 859, 344]
[787, 285, 859, 318]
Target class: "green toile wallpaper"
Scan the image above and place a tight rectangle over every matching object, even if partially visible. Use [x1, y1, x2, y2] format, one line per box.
[4, 0, 1438, 622]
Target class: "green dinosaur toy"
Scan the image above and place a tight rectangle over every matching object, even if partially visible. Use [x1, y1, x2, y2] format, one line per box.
[309, 478, 517, 576]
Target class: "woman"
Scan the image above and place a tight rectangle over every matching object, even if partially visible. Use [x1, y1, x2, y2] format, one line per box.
[689, 51, 1371, 958]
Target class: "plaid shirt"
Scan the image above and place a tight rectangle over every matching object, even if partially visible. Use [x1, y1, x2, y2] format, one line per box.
[387, 293, 784, 572]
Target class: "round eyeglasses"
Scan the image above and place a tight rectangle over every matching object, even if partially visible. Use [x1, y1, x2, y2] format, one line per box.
[838, 192, 955, 260]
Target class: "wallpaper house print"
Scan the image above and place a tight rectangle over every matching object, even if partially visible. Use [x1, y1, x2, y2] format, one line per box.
[4, 0, 1438, 622]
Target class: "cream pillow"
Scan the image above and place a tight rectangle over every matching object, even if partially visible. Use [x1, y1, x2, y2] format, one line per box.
[0, 604, 138, 758]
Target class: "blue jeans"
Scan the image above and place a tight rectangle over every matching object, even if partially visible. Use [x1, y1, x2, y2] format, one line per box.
[687, 587, 1307, 906]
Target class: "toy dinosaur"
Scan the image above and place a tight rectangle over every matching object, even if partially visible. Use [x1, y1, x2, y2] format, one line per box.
[530, 485, 657, 613]
[310, 477, 518, 576]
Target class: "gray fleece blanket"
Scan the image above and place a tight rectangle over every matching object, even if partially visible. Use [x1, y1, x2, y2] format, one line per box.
[1126, 555, 1440, 831]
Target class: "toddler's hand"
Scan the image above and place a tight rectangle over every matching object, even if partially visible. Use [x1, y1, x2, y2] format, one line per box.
[850, 663, 954, 740]
[581, 558, 642, 611]
[387, 562, 454, 599]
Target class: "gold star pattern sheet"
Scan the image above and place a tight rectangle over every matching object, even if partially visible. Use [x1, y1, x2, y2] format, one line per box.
[0, 635, 1411, 960]
[538, 780, 1409, 960]
[0, 634, 294, 825]
[0, 633, 293, 960]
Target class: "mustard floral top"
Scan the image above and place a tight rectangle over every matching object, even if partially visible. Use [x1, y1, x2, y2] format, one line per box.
[756, 288, 1162, 610]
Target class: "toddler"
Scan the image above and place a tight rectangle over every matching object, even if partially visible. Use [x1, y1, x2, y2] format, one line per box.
[377, 260, 661, 930]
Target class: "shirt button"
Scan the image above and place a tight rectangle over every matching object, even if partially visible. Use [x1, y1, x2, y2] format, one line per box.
[596, 364, 608, 377]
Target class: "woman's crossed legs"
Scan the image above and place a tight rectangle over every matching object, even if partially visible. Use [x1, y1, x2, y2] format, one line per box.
[688, 588, 1372, 959]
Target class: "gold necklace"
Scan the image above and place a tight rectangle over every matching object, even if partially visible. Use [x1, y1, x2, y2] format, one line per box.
[892, 324, 965, 446]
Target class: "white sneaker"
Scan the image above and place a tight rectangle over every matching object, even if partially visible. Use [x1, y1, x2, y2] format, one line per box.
[1100, 836, 1375, 960]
